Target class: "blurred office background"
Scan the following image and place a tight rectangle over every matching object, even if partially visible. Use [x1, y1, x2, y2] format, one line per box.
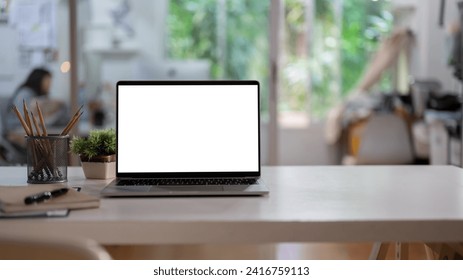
[0, 0, 462, 167]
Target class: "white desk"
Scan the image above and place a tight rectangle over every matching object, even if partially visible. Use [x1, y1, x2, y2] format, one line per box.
[1, 166, 463, 245]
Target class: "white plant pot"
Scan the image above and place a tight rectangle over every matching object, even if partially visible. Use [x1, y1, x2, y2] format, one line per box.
[81, 161, 116, 180]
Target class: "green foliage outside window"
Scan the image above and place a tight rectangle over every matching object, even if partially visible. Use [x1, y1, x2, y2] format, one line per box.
[308, 0, 392, 118]
[168, 0, 270, 116]
[341, 0, 393, 96]
[167, 0, 392, 119]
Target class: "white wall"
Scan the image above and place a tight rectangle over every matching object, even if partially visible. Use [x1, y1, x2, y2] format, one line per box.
[0, 0, 168, 98]
[259, 122, 339, 166]
[393, 0, 461, 91]
[0, 25, 20, 97]
[278, 123, 339, 165]
[79, 0, 168, 100]
[0, 0, 70, 101]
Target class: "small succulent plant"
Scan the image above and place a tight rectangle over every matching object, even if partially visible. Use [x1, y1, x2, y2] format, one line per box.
[70, 129, 116, 160]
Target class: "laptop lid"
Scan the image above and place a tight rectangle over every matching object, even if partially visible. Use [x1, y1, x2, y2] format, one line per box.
[116, 80, 261, 179]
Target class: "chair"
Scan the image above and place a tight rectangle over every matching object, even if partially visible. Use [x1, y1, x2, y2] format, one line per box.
[348, 115, 461, 260]
[345, 114, 414, 165]
[0, 235, 111, 260]
[344, 114, 415, 259]
[0, 96, 26, 164]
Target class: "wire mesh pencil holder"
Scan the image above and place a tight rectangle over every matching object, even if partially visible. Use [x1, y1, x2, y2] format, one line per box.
[26, 135, 69, 184]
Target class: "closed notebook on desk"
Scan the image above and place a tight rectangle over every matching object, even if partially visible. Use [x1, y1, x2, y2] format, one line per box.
[0, 186, 99, 213]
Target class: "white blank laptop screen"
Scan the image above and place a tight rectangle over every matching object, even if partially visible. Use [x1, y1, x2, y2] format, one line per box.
[118, 84, 259, 173]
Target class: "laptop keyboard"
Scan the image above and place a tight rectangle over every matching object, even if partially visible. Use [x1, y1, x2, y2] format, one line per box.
[116, 178, 257, 186]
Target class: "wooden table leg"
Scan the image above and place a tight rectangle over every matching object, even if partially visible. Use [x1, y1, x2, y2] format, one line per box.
[369, 242, 389, 260]
[447, 243, 463, 258]
[425, 243, 457, 260]
[424, 244, 437, 260]
[395, 242, 409, 260]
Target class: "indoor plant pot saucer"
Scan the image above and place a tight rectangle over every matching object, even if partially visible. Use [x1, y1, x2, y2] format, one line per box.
[80, 155, 116, 180]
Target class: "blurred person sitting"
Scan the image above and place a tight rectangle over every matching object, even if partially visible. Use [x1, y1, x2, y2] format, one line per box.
[3, 68, 69, 157]
[6, 68, 68, 131]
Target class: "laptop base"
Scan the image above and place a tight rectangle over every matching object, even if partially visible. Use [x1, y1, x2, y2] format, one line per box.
[101, 179, 269, 197]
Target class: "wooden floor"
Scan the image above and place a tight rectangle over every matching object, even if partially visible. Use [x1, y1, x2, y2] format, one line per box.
[105, 243, 428, 260]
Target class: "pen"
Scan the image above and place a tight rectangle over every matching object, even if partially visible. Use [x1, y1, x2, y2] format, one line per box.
[24, 188, 69, 205]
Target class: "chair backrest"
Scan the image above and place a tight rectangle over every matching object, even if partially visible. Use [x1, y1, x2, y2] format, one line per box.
[0, 235, 111, 260]
[356, 114, 414, 164]
[0, 96, 10, 138]
[0, 96, 29, 164]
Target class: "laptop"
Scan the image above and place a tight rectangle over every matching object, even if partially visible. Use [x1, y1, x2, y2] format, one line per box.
[101, 80, 268, 197]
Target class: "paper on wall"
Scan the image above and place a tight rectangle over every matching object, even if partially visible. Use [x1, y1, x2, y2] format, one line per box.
[8, 0, 56, 49]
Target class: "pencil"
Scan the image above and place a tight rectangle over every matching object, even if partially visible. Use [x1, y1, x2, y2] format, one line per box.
[23, 100, 33, 136]
[62, 111, 83, 135]
[12, 106, 32, 136]
[31, 112, 42, 137]
[12, 102, 69, 182]
[60, 105, 83, 135]
[68, 105, 83, 125]
[31, 111, 51, 158]
[36, 101, 48, 136]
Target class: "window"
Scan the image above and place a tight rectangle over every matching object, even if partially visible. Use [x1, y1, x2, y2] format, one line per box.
[281, 0, 393, 124]
[168, 0, 392, 126]
[167, 0, 270, 117]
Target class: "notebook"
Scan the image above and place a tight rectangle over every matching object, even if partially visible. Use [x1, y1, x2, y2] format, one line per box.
[101, 80, 268, 196]
[0, 186, 99, 213]
[0, 209, 69, 219]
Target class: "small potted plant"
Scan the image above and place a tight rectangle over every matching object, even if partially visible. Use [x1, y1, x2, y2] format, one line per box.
[70, 128, 116, 179]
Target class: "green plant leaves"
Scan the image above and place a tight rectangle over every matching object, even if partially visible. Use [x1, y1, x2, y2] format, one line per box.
[70, 129, 116, 160]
